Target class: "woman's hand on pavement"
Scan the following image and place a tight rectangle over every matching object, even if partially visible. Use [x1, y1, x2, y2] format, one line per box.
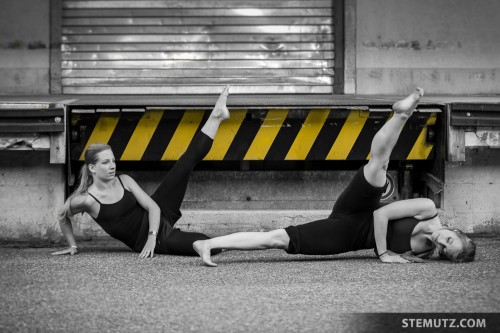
[400, 251, 425, 263]
[379, 250, 410, 263]
[139, 237, 156, 259]
[52, 247, 78, 256]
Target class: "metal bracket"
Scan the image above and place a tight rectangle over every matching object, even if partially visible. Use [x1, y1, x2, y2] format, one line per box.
[0, 108, 64, 133]
[451, 103, 500, 127]
[423, 172, 444, 208]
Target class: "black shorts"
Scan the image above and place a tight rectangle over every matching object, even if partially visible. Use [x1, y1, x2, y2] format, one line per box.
[133, 132, 217, 256]
[285, 166, 386, 255]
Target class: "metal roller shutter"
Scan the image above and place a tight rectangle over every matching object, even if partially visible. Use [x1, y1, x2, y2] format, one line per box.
[61, 0, 335, 94]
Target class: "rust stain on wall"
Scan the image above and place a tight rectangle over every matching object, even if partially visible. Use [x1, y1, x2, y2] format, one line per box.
[0, 40, 47, 49]
[362, 37, 462, 51]
[471, 72, 486, 81]
[368, 70, 382, 79]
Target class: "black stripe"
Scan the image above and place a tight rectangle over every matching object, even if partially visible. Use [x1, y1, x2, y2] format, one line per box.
[266, 110, 303, 160]
[224, 110, 263, 160]
[425, 145, 435, 159]
[391, 114, 429, 160]
[108, 113, 142, 160]
[307, 110, 347, 160]
[142, 110, 184, 161]
[70, 113, 99, 160]
[348, 112, 390, 160]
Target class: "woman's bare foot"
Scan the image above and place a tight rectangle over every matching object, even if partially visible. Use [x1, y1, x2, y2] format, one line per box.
[211, 85, 230, 122]
[193, 240, 218, 267]
[392, 87, 424, 116]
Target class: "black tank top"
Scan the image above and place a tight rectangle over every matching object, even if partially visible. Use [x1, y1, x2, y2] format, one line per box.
[385, 217, 421, 253]
[88, 176, 148, 250]
[372, 213, 438, 255]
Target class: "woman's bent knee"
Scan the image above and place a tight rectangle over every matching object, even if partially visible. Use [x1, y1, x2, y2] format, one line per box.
[364, 162, 387, 188]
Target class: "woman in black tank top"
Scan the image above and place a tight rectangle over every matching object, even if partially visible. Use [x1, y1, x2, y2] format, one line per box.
[52, 86, 231, 258]
[193, 88, 476, 266]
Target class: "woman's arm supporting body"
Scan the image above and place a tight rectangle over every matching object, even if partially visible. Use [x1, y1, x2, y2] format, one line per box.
[119, 174, 161, 258]
[53, 217, 79, 255]
[373, 198, 436, 263]
[52, 195, 91, 255]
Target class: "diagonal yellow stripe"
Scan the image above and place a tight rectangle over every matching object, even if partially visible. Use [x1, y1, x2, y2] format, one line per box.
[121, 110, 164, 161]
[79, 114, 120, 161]
[407, 113, 437, 160]
[204, 109, 247, 160]
[161, 110, 204, 160]
[285, 109, 330, 160]
[327, 110, 369, 160]
[244, 109, 289, 160]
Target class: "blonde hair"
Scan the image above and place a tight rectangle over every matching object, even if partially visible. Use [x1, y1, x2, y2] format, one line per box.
[443, 229, 476, 263]
[58, 143, 112, 220]
[425, 228, 476, 263]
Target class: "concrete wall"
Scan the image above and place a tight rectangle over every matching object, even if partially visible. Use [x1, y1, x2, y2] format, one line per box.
[354, 0, 500, 234]
[0, 152, 65, 241]
[443, 149, 500, 233]
[0, 1, 499, 242]
[69, 170, 399, 239]
[356, 0, 500, 95]
[0, 0, 50, 94]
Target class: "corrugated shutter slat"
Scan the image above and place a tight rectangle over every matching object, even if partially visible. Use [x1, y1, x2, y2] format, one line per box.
[61, 0, 334, 94]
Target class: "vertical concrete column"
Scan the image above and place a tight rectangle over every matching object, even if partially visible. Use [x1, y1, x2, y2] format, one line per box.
[0, 151, 65, 241]
[0, 0, 50, 94]
[344, 0, 357, 94]
[443, 149, 500, 233]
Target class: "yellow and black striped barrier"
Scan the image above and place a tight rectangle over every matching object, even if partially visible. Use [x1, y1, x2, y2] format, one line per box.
[71, 109, 437, 161]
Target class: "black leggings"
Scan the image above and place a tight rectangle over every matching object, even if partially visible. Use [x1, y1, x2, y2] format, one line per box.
[285, 166, 386, 255]
[150, 131, 214, 256]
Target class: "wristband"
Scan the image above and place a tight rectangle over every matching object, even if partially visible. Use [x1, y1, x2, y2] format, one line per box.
[378, 251, 388, 257]
[148, 230, 158, 236]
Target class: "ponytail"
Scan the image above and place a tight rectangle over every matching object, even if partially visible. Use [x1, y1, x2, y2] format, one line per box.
[58, 143, 112, 220]
[58, 164, 93, 220]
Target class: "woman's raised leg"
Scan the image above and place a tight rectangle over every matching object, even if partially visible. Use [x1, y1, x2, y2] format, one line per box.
[151, 86, 230, 223]
[193, 229, 290, 266]
[200, 85, 230, 139]
[364, 88, 424, 187]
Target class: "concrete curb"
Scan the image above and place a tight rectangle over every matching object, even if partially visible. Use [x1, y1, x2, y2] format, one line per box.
[176, 209, 333, 237]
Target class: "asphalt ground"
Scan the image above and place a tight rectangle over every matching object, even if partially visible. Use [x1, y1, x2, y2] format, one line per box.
[1, 235, 499, 333]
